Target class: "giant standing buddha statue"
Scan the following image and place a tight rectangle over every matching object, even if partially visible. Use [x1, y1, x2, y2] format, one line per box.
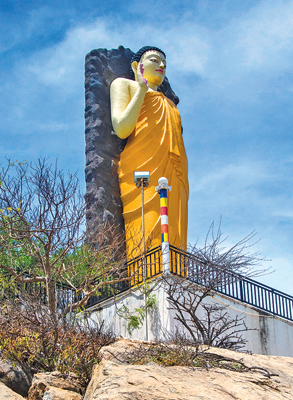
[110, 46, 189, 259]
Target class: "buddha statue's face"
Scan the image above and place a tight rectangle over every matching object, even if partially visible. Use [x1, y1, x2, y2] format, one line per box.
[133, 50, 166, 88]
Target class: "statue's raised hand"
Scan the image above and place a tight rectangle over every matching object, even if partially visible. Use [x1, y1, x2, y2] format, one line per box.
[138, 63, 149, 90]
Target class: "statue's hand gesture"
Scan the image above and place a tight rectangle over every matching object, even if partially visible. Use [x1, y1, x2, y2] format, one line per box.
[138, 63, 149, 90]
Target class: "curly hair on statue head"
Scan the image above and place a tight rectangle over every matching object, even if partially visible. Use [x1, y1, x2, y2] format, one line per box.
[130, 46, 166, 79]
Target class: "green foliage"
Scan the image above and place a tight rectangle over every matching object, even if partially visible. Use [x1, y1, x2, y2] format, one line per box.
[0, 272, 17, 300]
[117, 284, 157, 335]
[145, 293, 157, 308]
[129, 308, 145, 332]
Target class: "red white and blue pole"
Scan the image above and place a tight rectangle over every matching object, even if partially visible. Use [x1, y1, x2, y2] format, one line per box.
[155, 177, 172, 273]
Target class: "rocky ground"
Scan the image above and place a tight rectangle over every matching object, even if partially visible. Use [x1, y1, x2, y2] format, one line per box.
[1, 339, 293, 399]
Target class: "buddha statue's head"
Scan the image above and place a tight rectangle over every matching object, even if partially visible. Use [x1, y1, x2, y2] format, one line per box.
[131, 46, 166, 88]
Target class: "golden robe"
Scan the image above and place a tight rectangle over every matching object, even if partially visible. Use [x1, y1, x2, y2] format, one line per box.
[118, 91, 189, 259]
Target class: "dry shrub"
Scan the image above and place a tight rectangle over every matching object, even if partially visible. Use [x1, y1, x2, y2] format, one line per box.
[0, 294, 116, 387]
[120, 333, 271, 375]
[125, 342, 200, 367]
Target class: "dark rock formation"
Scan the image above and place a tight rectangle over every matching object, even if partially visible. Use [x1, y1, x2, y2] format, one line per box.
[0, 382, 25, 399]
[0, 358, 32, 397]
[84, 45, 179, 240]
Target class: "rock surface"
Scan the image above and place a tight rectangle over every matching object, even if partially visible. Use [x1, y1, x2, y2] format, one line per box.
[0, 382, 25, 399]
[84, 46, 179, 241]
[84, 339, 293, 400]
[98, 338, 147, 363]
[28, 371, 84, 400]
[0, 358, 32, 397]
[42, 386, 82, 400]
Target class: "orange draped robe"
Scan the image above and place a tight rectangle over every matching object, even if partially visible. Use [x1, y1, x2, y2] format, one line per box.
[118, 91, 189, 259]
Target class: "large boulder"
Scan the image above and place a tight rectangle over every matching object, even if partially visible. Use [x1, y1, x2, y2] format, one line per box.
[0, 358, 32, 397]
[84, 339, 293, 400]
[28, 371, 84, 400]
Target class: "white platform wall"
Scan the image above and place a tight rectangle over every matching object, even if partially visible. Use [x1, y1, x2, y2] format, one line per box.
[87, 277, 293, 357]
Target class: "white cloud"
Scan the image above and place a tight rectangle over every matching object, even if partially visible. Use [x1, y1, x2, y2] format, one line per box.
[188, 157, 293, 256]
[12, 0, 293, 104]
[190, 162, 270, 193]
[236, 1, 293, 69]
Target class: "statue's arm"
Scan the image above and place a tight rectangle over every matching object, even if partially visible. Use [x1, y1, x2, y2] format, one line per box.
[110, 78, 147, 139]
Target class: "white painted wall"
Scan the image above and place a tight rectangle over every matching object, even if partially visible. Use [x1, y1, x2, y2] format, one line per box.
[86, 277, 293, 357]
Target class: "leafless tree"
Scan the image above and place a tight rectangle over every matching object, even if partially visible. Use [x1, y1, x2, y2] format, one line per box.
[0, 159, 128, 317]
[161, 222, 268, 349]
[162, 275, 250, 349]
[187, 220, 267, 279]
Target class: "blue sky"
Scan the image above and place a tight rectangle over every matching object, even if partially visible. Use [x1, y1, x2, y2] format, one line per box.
[1, 0, 293, 294]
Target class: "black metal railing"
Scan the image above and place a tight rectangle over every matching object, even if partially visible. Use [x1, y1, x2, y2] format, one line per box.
[84, 275, 130, 309]
[84, 245, 163, 308]
[128, 245, 162, 284]
[0, 274, 77, 310]
[1, 245, 292, 321]
[169, 245, 293, 322]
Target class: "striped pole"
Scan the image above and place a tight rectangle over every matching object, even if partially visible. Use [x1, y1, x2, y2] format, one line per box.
[155, 177, 172, 273]
[160, 188, 169, 244]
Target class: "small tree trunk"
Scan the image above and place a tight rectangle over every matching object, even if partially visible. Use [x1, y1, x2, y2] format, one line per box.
[46, 280, 57, 318]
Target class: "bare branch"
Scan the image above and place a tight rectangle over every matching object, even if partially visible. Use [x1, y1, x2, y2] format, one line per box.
[0, 264, 46, 284]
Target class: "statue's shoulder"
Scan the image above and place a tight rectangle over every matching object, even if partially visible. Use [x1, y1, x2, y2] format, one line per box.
[111, 77, 135, 87]
[111, 77, 138, 92]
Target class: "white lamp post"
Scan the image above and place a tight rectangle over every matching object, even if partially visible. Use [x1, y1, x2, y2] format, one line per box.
[134, 170, 150, 341]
